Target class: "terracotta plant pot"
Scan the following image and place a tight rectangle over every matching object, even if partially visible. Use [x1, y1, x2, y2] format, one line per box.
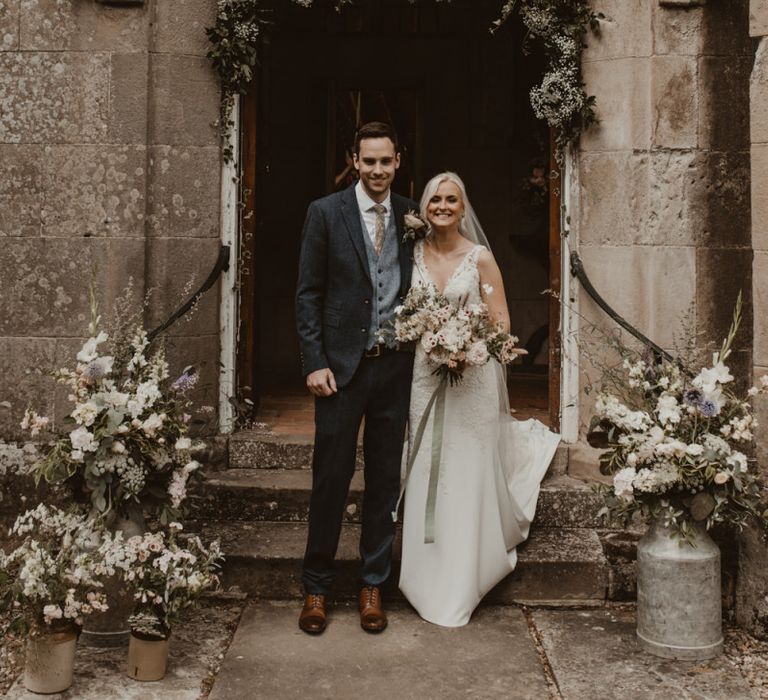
[126, 631, 170, 681]
[23, 628, 77, 694]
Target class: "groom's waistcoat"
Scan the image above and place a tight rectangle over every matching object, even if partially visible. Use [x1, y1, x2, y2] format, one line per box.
[360, 211, 400, 350]
[295, 185, 417, 388]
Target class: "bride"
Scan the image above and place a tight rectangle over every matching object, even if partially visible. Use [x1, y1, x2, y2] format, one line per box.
[398, 172, 560, 627]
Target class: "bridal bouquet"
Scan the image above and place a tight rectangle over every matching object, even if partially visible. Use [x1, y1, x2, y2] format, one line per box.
[24, 295, 204, 524]
[592, 300, 768, 540]
[98, 524, 222, 640]
[393, 282, 526, 383]
[0, 504, 109, 635]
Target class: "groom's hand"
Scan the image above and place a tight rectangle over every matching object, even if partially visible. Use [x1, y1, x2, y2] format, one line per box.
[307, 368, 337, 397]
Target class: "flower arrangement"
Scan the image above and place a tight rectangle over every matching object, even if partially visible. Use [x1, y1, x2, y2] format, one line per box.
[207, 1, 600, 161]
[402, 210, 429, 243]
[393, 283, 526, 384]
[592, 299, 768, 541]
[0, 505, 108, 636]
[495, 0, 601, 157]
[24, 296, 203, 524]
[99, 524, 222, 640]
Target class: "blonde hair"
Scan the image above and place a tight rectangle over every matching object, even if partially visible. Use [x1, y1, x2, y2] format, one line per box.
[419, 171, 472, 238]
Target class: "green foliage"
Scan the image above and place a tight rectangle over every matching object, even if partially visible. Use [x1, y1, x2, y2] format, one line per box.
[206, 0, 601, 161]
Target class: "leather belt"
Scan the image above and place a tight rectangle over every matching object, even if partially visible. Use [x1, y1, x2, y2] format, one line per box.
[363, 342, 415, 358]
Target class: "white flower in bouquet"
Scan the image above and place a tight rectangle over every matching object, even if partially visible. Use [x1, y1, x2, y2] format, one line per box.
[105, 525, 222, 640]
[71, 401, 99, 427]
[613, 467, 636, 499]
[466, 341, 490, 366]
[20, 409, 49, 437]
[76, 331, 109, 363]
[174, 437, 192, 451]
[140, 412, 164, 436]
[633, 464, 679, 494]
[420, 332, 438, 352]
[0, 505, 110, 634]
[726, 451, 748, 473]
[692, 353, 734, 394]
[702, 433, 731, 457]
[42, 604, 63, 623]
[655, 394, 681, 426]
[685, 443, 704, 457]
[595, 394, 652, 433]
[654, 439, 687, 460]
[69, 426, 99, 453]
[168, 470, 190, 508]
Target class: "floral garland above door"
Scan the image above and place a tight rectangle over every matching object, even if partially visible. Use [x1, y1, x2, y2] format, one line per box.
[206, 0, 602, 161]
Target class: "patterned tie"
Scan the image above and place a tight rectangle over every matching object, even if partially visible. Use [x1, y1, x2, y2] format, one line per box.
[372, 204, 386, 256]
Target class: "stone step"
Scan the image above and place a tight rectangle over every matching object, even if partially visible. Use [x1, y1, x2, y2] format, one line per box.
[189, 470, 607, 529]
[197, 520, 610, 605]
[228, 430, 570, 476]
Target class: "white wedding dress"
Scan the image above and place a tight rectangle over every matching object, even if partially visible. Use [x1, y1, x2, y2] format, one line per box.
[398, 241, 561, 627]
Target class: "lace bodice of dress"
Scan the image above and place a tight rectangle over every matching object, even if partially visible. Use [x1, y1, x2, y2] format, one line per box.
[413, 240, 485, 306]
[409, 239, 494, 443]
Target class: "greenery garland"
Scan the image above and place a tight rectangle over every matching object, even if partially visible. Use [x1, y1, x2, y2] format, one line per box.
[206, 0, 601, 160]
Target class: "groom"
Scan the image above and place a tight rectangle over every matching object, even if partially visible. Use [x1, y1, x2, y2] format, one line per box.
[295, 122, 417, 634]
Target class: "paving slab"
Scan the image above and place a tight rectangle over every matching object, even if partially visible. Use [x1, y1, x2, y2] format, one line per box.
[533, 608, 757, 699]
[208, 600, 550, 700]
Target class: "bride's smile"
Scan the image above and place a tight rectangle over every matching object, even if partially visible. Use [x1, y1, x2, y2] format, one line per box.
[426, 181, 465, 231]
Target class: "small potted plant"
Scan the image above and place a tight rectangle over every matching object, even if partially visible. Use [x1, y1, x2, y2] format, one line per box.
[104, 524, 222, 681]
[0, 504, 108, 694]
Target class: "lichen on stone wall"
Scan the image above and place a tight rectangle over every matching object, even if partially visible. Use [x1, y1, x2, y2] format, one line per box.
[0, 52, 110, 143]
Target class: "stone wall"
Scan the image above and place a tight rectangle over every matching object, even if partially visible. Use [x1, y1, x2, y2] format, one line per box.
[570, 0, 753, 477]
[736, 0, 768, 638]
[0, 0, 222, 440]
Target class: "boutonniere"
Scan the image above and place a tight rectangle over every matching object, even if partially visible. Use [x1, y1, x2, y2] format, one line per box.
[402, 210, 428, 243]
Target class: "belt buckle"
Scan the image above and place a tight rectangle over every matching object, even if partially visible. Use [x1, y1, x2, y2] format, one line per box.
[366, 345, 381, 358]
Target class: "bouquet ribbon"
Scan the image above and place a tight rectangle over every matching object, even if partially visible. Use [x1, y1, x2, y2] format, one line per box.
[392, 373, 448, 544]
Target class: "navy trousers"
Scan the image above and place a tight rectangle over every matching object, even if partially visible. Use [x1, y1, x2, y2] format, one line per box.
[302, 350, 413, 595]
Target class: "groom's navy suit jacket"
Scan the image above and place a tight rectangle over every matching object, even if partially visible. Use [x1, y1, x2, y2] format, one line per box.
[295, 184, 416, 388]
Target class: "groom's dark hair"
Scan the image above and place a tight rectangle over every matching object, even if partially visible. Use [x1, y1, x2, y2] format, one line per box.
[354, 121, 399, 155]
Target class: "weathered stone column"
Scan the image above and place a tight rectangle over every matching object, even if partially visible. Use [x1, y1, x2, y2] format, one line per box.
[0, 0, 222, 440]
[0, 1, 151, 439]
[144, 0, 222, 413]
[573, 0, 752, 477]
[735, 0, 768, 638]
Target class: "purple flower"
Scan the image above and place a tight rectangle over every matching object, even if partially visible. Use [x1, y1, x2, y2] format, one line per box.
[172, 371, 198, 394]
[698, 400, 718, 418]
[683, 388, 702, 405]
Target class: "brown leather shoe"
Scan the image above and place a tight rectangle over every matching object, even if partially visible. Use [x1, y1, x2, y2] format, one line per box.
[299, 593, 327, 634]
[358, 586, 387, 633]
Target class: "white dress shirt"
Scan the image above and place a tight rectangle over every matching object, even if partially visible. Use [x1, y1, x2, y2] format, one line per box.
[355, 180, 391, 245]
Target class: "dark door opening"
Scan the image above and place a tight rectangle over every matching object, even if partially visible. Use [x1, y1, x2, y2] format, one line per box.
[239, 0, 557, 428]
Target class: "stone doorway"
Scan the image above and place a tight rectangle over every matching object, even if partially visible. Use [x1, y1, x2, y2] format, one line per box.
[237, 0, 559, 429]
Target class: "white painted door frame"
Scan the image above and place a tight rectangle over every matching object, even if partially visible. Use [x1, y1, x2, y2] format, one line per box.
[558, 146, 580, 443]
[218, 97, 580, 440]
[218, 96, 241, 434]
